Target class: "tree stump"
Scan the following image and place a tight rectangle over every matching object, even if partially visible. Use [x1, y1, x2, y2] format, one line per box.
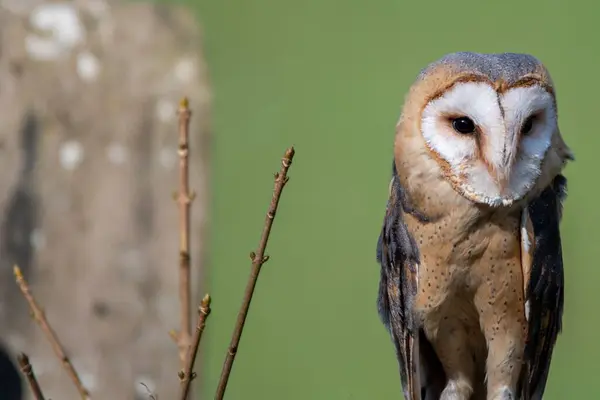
[0, 1, 210, 398]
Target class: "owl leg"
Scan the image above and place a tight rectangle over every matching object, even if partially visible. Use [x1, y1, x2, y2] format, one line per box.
[422, 314, 475, 400]
[474, 280, 526, 400]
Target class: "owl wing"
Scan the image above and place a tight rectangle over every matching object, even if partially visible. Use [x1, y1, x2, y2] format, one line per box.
[519, 174, 568, 400]
[376, 161, 423, 400]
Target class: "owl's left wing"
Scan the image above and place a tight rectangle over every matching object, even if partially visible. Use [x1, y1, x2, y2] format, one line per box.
[376, 162, 422, 400]
[519, 174, 568, 400]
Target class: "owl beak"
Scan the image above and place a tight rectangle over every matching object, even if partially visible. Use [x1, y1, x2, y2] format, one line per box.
[495, 141, 518, 194]
[497, 173, 511, 193]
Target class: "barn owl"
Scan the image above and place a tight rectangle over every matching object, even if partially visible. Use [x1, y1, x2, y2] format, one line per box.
[376, 52, 573, 400]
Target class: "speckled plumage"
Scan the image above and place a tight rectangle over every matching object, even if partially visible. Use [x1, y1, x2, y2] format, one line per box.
[376, 53, 572, 400]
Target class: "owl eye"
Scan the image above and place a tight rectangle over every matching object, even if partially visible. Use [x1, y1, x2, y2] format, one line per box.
[521, 115, 536, 135]
[451, 117, 476, 134]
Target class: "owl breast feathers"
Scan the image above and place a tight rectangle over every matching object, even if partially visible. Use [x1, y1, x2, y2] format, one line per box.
[376, 52, 573, 400]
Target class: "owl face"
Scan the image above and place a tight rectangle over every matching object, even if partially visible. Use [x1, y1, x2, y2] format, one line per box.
[420, 77, 558, 207]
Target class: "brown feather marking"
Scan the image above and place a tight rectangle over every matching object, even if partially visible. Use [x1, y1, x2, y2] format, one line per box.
[421, 141, 454, 179]
[503, 74, 555, 97]
[425, 73, 492, 104]
[493, 78, 508, 93]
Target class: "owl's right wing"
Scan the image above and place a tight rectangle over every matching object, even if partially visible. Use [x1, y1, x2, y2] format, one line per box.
[376, 161, 422, 400]
[519, 174, 567, 400]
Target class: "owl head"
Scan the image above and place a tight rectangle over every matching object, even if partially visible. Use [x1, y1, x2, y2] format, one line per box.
[396, 52, 574, 207]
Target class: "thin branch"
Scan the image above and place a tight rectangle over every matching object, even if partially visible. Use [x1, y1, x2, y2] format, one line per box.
[17, 352, 46, 400]
[179, 294, 212, 400]
[139, 382, 157, 400]
[13, 266, 90, 399]
[172, 96, 195, 368]
[214, 147, 296, 400]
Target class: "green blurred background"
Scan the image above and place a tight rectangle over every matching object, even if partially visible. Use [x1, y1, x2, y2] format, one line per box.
[161, 0, 599, 398]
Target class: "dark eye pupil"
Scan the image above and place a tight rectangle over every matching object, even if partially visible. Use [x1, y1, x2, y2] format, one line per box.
[452, 117, 476, 134]
[522, 116, 534, 135]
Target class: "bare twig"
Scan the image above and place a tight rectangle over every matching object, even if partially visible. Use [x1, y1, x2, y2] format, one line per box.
[171, 96, 195, 368]
[13, 266, 90, 399]
[17, 352, 46, 400]
[214, 147, 296, 400]
[139, 382, 158, 400]
[179, 294, 212, 400]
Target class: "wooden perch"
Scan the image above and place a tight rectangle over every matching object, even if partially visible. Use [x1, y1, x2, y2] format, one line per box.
[214, 147, 296, 400]
[13, 266, 90, 399]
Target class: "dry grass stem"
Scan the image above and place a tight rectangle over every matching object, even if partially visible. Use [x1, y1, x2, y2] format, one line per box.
[171, 96, 195, 368]
[17, 352, 46, 400]
[214, 146, 296, 400]
[13, 266, 90, 399]
[179, 294, 212, 400]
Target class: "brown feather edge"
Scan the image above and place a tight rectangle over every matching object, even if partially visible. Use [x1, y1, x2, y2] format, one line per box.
[381, 173, 423, 400]
[408, 262, 422, 400]
[520, 207, 535, 312]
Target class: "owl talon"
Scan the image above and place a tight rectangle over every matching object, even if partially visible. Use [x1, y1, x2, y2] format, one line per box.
[488, 386, 515, 400]
[439, 380, 472, 400]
